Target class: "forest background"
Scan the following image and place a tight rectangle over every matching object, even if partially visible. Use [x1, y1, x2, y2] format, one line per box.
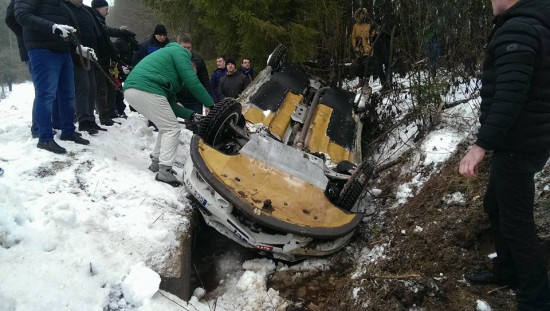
[1, 0, 492, 96]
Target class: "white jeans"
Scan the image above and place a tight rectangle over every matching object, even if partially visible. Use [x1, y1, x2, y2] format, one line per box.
[124, 88, 181, 166]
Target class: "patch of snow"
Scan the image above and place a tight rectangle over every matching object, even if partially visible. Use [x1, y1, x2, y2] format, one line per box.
[476, 299, 492, 311]
[442, 192, 466, 206]
[121, 262, 161, 307]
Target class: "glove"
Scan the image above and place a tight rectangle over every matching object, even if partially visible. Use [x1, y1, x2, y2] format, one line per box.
[52, 24, 75, 38]
[121, 29, 136, 37]
[122, 65, 130, 75]
[75, 45, 98, 61]
[191, 113, 203, 124]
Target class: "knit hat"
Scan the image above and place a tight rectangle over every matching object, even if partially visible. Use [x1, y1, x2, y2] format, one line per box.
[153, 24, 167, 36]
[91, 0, 108, 9]
[225, 57, 236, 66]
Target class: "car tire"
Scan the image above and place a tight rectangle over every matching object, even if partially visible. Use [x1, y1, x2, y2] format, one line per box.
[198, 98, 245, 152]
[267, 44, 287, 72]
[338, 159, 375, 211]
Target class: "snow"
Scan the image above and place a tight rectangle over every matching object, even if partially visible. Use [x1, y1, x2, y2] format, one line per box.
[476, 299, 492, 311]
[121, 262, 161, 306]
[0, 82, 289, 310]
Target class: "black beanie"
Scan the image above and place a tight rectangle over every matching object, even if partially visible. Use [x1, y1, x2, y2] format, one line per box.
[91, 0, 108, 9]
[153, 24, 167, 36]
[225, 57, 236, 66]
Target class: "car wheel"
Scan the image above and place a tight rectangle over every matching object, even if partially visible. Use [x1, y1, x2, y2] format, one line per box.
[267, 44, 287, 72]
[198, 98, 247, 154]
[338, 160, 375, 211]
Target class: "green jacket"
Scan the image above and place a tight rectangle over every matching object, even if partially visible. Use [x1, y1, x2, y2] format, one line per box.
[123, 42, 213, 119]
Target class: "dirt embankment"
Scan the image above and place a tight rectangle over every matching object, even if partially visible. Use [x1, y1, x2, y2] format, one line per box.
[270, 150, 550, 311]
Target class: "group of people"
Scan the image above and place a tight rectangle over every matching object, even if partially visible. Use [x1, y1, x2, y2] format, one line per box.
[121, 27, 255, 186]
[7, 0, 138, 154]
[6, 0, 256, 187]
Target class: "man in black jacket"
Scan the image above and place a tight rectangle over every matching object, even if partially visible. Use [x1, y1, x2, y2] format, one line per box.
[15, 0, 91, 153]
[459, 0, 550, 309]
[113, 27, 140, 117]
[63, 0, 133, 134]
[90, 0, 135, 126]
[132, 24, 169, 66]
[218, 57, 249, 101]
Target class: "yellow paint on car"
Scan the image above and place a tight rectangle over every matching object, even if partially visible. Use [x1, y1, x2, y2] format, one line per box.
[198, 140, 357, 229]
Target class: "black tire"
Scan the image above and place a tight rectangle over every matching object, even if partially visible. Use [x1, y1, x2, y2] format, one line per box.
[198, 98, 246, 152]
[338, 160, 375, 211]
[267, 44, 287, 72]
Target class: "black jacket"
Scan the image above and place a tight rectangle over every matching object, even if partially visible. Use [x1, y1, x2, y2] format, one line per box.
[113, 36, 140, 66]
[476, 0, 550, 156]
[218, 71, 250, 100]
[14, 0, 72, 52]
[91, 9, 134, 65]
[5, 0, 28, 62]
[177, 52, 211, 104]
[132, 35, 170, 66]
[63, 3, 132, 68]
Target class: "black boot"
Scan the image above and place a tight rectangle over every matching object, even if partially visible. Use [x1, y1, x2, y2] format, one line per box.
[37, 140, 67, 154]
[91, 121, 107, 131]
[78, 121, 99, 135]
[464, 270, 518, 289]
[100, 118, 115, 126]
[60, 132, 90, 145]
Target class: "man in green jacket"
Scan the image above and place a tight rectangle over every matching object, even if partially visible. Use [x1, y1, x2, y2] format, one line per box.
[123, 35, 213, 187]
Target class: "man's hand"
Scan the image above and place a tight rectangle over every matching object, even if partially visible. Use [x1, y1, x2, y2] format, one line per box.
[459, 144, 486, 178]
[121, 65, 130, 75]
[52, 24, 75, 38]
[191, 113, 203, 124]
[75, 45, 98, 61]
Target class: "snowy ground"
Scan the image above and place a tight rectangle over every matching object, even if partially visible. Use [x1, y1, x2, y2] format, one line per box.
[0, 82, 294, 311]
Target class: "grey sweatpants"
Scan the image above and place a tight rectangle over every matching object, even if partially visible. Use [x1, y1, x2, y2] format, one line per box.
[124, 88, 181, 166]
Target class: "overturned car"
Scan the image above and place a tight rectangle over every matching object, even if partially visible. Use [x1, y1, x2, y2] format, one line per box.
[183, 45, 375, 262]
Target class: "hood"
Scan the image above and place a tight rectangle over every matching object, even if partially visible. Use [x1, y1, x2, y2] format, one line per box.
[498, 0, 550, 28]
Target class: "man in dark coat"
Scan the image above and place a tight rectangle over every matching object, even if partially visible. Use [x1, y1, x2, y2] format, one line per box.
[132, 23, 169, 65]
[113, 27, 140, 117]
[90, 0, 135, 126]
[65, 0, 133, 135]
[459, 0, 550, 309]
[5, 0, 27, 63]
[239, 57, 255, 82]
[218, 57, 250, 101]
[15, 0, 90, 153]
[209, 55, 226, 103]
[175, 33, 210, 133]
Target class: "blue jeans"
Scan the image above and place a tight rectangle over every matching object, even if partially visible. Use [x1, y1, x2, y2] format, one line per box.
[28, 48, 75, 141]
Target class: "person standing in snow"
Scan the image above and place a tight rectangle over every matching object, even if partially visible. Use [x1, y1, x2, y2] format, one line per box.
[90, 0, 136, 126]
[209, 55, 226, 103]
[123, 35, 213, 187]
[239, 57, 255, 82]
[218, 57, 250, 101]
[350, 7, 374, 89]
[132, 23, 169, 66]
[15, 0, 91, 154]
[459, 0, 550, 309]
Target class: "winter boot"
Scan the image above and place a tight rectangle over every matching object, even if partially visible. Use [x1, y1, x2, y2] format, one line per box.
[148, 158, 159, 173]
[155, 164, 182, 187]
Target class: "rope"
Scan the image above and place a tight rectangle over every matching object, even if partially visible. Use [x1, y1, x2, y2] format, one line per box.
[69, 32, 123, 94]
